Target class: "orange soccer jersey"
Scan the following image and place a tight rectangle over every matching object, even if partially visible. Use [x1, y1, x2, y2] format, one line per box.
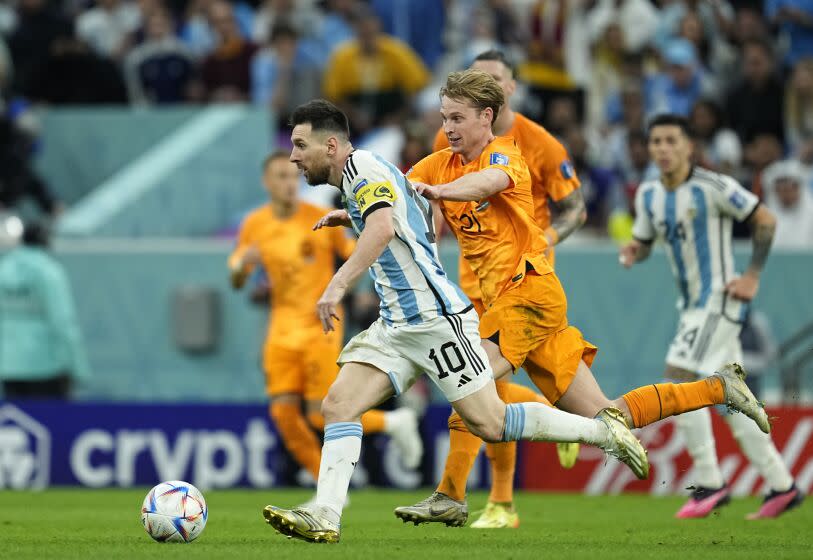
[410, 136, 594, 401]
[433, 113, 580, 300]
[408, 135, 552, 308]
[229, 202, 355, 399]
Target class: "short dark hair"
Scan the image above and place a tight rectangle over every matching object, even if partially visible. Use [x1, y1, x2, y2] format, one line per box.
[647, 114, 692, 139]
[473, 49, 516, 79]
[289, 99, 350, 139]
[262, 150, 291, 170]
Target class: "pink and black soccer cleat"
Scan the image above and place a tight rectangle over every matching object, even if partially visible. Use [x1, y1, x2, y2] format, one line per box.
[675, 486, 731, 519]
[746, 484, 804, 520]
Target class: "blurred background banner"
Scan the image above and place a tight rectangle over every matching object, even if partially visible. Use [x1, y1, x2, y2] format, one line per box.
[2, 401, 811, 494]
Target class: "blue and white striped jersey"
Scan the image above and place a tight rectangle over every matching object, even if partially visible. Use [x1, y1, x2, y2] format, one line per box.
[340, 150, 471, 325]
[632, 167, 759, 320]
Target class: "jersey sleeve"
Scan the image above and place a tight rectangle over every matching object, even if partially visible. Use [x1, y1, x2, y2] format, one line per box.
[349, 154, 400, 222]
[537, 132, 580, 201]
[481, 140, 526, 193]
[712, 175, 760, 222]
[632, 186, 656, 243]
[405, 154, 434, 185]
[228, 213, 256, 270]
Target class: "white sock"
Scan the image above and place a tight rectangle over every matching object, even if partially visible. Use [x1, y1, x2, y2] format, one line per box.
[315, 422, 362, 520]
[502, 402, 607, 446]
[724, 411, 794, 492]
[675, 408, 725, 488]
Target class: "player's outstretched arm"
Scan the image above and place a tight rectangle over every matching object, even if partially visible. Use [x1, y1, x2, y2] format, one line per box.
[725, 204, 776, 301]
[546, 189, 587, 247]
[313, 209, 352, 230]
[316, 207, 394, 332]
[619, 239, 652, 268]
[228, 245, 261, 289]
[414, 168, 510, 202]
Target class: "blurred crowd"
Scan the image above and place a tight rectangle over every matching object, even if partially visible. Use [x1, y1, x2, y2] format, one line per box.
[0, 0, 812, 246]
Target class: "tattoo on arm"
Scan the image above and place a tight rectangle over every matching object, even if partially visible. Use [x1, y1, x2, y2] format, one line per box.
[749, 220, 775, 273]
[549, 190, 587, 243]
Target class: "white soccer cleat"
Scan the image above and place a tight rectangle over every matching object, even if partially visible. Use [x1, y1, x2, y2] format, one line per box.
[387, 408, 424, 469]
[394, 492, 468, 527]
[596, 407, 649, 480]
[714, 363, 771, 434]
[263, 505, 340, 544]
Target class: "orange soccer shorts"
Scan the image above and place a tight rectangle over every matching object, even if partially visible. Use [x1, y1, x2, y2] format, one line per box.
[478, 270, 597, 404]
[262, 329, 342, 401]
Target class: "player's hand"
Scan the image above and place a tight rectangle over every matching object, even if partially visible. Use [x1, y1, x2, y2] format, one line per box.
[317, 279, 346, 333]
[618, 241, 640, 268]
[413, 182, 443, 200]
[241, 245, 262, 267]
[313, 210, 350, 230]
[725, 272, 760, 301]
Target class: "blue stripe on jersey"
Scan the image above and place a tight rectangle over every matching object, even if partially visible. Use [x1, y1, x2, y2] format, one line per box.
[372, 153, 468, 313]
[665, 190, 689, 308]
[691, 185, 712, 307]
[643, 188, 655, 220]
[378, 247, 423, 325]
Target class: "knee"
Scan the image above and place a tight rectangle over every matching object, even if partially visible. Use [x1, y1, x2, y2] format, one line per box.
[321, 388, 355, 424]
[464, 416, 503, 443]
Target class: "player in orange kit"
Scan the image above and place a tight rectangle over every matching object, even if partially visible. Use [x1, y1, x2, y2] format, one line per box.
[229, 152, 423, 492]
[429, 50, 587, 529]
[393, 70, 770, 527]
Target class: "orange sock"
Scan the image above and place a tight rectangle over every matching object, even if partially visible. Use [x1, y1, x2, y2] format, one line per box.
[270, 402, 322, 479]
[306, 409, 387, 433]
[622, 377, 725, 428]
[360, 410, 387, 433]
[436, 412, 483, 501]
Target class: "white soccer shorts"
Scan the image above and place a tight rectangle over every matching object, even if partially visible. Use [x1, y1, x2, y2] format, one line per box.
[338, 308, 493, 402]
[666, 307, 743, 377]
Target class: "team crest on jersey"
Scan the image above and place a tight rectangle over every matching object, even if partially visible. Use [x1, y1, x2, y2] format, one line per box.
[560, 160, 575, 179]
[489, 152, 509, 166]
[352, 178, 368, 194]
[729, 191, 746, 209]
[373, 184, 395, 199]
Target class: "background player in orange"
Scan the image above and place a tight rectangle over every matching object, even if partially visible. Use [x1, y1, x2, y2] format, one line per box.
[430, 50, 587, 529]
[229, 151, 423, 492]
[394, 70, 769, 527]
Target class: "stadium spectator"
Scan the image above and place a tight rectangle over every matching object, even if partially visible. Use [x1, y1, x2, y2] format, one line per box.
[647, 38, 717, 118]
[766, 0, 813, 67]
[180, 0, 217, 58]
[725, 39, 785, 145]
[0, 222, 90, 399]
[124, 8, 196, 104]
[0, 115, 60, 216]
[200, 0, 257, 102]
[761, 159, 813, 249]
[731, 6, 772, 46]
[25, 34, 128, 105]
[8, 0, 72, 97]
[587, 21, 626, 129]
[75, 0, 142, 61]
[322, 8, 429, 136]
[251, 20, 321, 123]
[251, 0, 321, 44]
[785, 58, 813, 151]
[689, 99, 742, 177]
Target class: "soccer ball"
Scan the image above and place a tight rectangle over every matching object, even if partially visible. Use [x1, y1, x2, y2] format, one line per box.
[141, 481, 208, 543]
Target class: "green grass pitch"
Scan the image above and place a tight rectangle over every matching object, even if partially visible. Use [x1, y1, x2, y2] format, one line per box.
[2, 489, 810, 559]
